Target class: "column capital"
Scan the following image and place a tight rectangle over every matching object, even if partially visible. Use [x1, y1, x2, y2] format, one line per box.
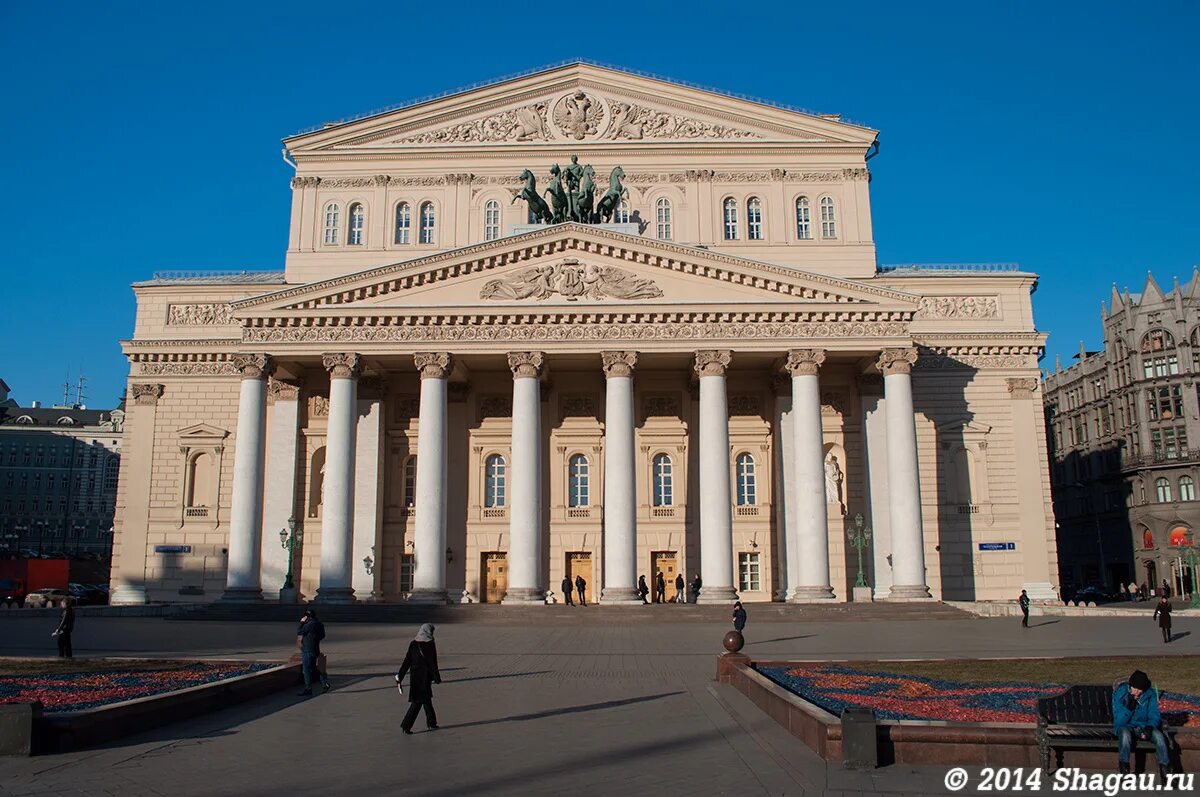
[877, 347, 919, 376]
[785, 349, 826, 376]
[414, 352, 454, 380]
[601, 351, 638, 378]
[507, 351, 545, 379]
[267, 378, 301, 404]
[693, 349, 732, 378]
[322, 353, 362, 379]
[232, 353, 274, 380]
[131, 383, 164, 406]
[1006, 377, 1039, 399]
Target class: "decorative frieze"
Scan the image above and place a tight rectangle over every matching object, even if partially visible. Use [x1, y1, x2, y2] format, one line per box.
[785, 349, 826, 376]
[137, 362, 240, 376]
[916, 296, 999, 320]
[728, 394, 761, 416]
[479, 395, 513, 419]
[291, 176, 320, 189]
[414, 352, 454, 380]
[560, 395, 597, 417]
[601, 350, 638, 378]
[643, 394, 680, 417]
[604, 102, 759, 141]
[694, 350, 732, 378]
[131, 383, 164, 405]
[877, 347, 919, 376]
[398, 102, 551, 144]
[309, 394, 329, 417]
[322, 352, 361, 379]
[167, 303, 234, 326]
[394, 396, 420, 419]
[480, 260, 663, 302]
[507, 351, 545, 379]
[231, 353, 273, 380]
[267, 379, 301, 403]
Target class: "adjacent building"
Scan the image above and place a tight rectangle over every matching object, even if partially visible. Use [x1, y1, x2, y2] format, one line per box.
[1043, 271, 1200, 594]
[110, 62, 1059, 605]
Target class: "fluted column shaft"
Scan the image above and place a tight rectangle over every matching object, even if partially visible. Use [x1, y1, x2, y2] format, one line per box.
[787, 350, 835, 601]
[695, 350, 739, 604]
[222, 355, 273, 601]
[879, 348, 931, 599]
[503, 352, 545, 603]
[601, 352, 641, 604]
[316, 353, 360, 603]
[410, 353, 453, 604]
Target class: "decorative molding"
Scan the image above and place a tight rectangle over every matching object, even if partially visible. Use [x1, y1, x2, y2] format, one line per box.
[267, 379, 301, 403]
[877, 347, 919, 376]
[231, 353, 273, 380]
[414, 352, 454, 380]
[480, 259, 663, 302]
[131, 383, 164, 405]
[291, 176, 320, 188]
[915, 296, 1000, 320]
[1006, 378, 1039, 399]
[167, 303, 234, 325]
[643, 394, 680, 417]
[561, 395, 596, 418]
[309, 394, 329, 417]
[322, 352, 361, 379]
[137, 362, 239, 376]
[785, 348, 826, 376]
[914, 343, 1042, 371]
[507, 351, 545, 379]
[397, 102, 550, 144]
[694, 350, 732, 378]
[728, 394, 761, 416]
[601, 350, 638, 378]
[394, 396, 420, 419]
[479, 395, 513, 419]
[604, 101, 760, 141]
[770, 374, 791, 396]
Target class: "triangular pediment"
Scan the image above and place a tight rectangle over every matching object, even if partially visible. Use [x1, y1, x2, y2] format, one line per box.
[175, 423, 229, 442]
[233, 224, 918, 318]
[286, 63, 876, 154]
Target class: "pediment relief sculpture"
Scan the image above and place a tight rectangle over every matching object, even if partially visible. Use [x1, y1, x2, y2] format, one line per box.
[480, 259, 663, 302]
[396, 102, 551, 144]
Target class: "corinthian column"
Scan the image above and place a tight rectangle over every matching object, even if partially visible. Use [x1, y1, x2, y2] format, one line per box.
[222, 354, 274, 602]
[786, 349, 835, 601]
[878, 347, 931, 600]
[316, 353, 360, 603]
[600, 351, 642, 604]
[503, 351, 545, 603]
[694, 350, 738, 604]
[409, 353, 453, 604]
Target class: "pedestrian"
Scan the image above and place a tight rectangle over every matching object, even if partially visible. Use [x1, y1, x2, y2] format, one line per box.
[51, 598, 75, 658]
[1113, 669, 1173, 778]
[1018, 589, 1030, 628]
[1161, 580, 1172, 600]
[1140, 581, 1149, 601]
[638, 575, 649, 604]
[1153, 595, 1172, 644]
[732, 601, 747, 633]
[690, 573, 702, 603]
[674, 572, 686, 604]
[655, 570, 666, 604]
[395, 623, 441, 735]
[296, 608, 330, 696]
[575, 574, 587, 606]
[561, 575, 574, 606]
[1127, 582, 1138, 602]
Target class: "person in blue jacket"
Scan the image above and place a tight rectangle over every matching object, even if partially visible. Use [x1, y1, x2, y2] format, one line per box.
[1112, 669, 1172, 776]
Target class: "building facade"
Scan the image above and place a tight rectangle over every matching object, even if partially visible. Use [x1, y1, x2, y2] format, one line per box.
[1044, 272, 1200, 595]
[0, 400, 124, 558]
[111, 63, 1058, 605]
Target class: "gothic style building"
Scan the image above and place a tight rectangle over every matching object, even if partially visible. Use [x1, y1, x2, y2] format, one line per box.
[110, 63, 1058, 605]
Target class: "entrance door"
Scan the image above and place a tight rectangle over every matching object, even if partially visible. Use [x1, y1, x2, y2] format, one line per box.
[566, 552, 592, 603]
[651, 551, 678, 602]
[481, 552, 508, 604]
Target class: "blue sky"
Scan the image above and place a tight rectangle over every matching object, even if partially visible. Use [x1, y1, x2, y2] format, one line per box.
[2, 1, 1197, 407]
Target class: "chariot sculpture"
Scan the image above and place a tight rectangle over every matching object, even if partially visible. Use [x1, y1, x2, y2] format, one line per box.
[514, 157, 627, 225]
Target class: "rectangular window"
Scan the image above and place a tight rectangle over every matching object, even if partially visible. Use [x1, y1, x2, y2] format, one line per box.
[400, 554, 415, 593]
[738, 552, 761, 592]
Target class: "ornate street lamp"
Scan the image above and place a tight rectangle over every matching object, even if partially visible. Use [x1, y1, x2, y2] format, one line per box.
[847, 513, 873, 590]
[279, 517, 301, 592]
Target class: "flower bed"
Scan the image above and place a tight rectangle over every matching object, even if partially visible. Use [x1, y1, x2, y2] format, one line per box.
[0, 661, 272, 713]
[757, 664, 1200, 726]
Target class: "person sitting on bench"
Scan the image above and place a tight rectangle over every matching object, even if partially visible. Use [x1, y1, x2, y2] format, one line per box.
[1113, 669, 1172, 777]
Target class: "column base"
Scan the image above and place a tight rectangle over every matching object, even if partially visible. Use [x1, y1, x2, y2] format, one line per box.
[1021, 581, 1060, 602]
[787, 585, 836, 602]
[109, 584, 148, 605]
[219, 587, 263, 603]
[886, 584, 934, 601]
[696, 586, 740, 604]
[407, 589, 450, 605]
[314, 586, 356, 604]
[500, 587, 545, 605]
[600, 587, 645, 605]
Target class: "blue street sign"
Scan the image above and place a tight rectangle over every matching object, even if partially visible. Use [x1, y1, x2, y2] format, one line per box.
[154, 545, 192, 554]
[978, 542, 1016, 551]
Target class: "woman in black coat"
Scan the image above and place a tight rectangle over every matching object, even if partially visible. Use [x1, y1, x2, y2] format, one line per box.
[395, 623, 442, 734]
[1153, 596, 1172, 644]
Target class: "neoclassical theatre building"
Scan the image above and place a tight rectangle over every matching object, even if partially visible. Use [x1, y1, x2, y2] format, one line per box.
[110, 63, 1059, 606]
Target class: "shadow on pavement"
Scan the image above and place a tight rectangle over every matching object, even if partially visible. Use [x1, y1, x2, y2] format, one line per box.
[440, 690, 685, 730]
[745, 634, 815, 645]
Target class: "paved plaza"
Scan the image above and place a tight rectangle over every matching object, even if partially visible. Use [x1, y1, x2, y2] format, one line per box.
[0, 608, 1196, 796]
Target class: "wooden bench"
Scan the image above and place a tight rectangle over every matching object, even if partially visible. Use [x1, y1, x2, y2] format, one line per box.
[1035, 684, 1174, 772]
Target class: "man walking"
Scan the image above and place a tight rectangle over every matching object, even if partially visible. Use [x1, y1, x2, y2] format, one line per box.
[674, 572, 686, 604]
[654, 571, 666, 604]
[690, 573, 702, 603]
[297, 608, 330, 696]
[575, 574, 587, 606]
[52, 598, 75, 658]
[638, 575, 650, 604]
[561, 575, 574, 606]
[1018, 589, 1030, 628]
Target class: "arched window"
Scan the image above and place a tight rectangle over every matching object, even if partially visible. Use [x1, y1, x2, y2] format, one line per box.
[795, 197, 812, 240]
[568, 454, 589, 507]
[484, 454, 506, 508]
[347, 203, 365, 245]
[1141, 329, 1176, 353]
[1156, 477, 1172, 503]
[419, 202, 436, 244]
[655, 197, 672, 240]
[1170, 526, 1190, 546]
[186, 452, 211, 508]
[322, 202, 340, 245]
[746, 197, 764, 240]
[1181, 475, 1196, 501]
[614, 200, 630, 224]
[1136, 478, 1146, 504]
[722, 198, 739, 240]
[652, 454, 674, 507]
[484, 199, 501, 241]
[394, 202, 411, 244]
[736, 453, 757, 505]
[1142, 527, 1155, 549]
[819, 196, 837, 239]
[1141, 329, 1179, 377]
[403, 456, 417, 508]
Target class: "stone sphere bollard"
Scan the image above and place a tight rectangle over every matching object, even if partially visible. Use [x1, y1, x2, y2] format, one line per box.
[723, 629, 745, 653]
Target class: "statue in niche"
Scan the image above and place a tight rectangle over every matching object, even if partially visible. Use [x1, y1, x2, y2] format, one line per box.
[824, 453, 844, 511]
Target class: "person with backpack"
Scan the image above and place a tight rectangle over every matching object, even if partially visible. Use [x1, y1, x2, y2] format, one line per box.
[395, 623, 442, 734]
[296, 608, 330, 696]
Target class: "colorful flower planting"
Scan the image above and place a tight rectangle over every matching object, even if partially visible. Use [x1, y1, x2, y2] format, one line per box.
[0, 662, 271, 713]
[757, 664, 1200, 726]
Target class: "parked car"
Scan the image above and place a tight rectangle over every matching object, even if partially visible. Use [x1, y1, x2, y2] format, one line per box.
[23, 588, 71, 609]
[1073, 586, 1118, 605]
[69, 582, 106, 605]
[0, 578, 24, 608]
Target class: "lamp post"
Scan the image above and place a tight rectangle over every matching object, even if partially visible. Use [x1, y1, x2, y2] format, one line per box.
[279, 517, 301, 603]
[847, 513, 873, 601]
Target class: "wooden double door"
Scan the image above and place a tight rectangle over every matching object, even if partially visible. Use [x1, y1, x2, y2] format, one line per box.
[651, 551, 680, 602]
[481, 552, 507, 604]
[566, 552, 593, 603]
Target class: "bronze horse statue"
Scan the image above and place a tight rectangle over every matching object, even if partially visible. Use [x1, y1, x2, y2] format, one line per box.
[595, 166, 627, 223]
[514, 169, 553, 224]
[577, 165, 597, 223]
[543, 164, 569, 223]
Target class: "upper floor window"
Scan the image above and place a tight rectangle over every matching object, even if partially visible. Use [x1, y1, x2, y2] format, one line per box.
[322, 203, 340, 246]
[1141, 329, 1176, 353]
[394, 202, 411, 244]
[1181, 475, 1196, 502]
[347, 203, 365, 245]
[746, 197, 764, 240]
[484, 199, 501, 242]
[614, 200, 630, 225]
[403, 456, 417, 508]
[568, 454, 589, 507]
[722, 198, 739, 240]
[484, 454, 506, 508]
[419, 202, 436, 244]
[655, 198, 672, 240]
[735, 453, 757, 506]
[652, 454, 674, 507]
[795, 197, 812, 239]
[1156, 477, 1172, 503]
[820, 196, 837, 239]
